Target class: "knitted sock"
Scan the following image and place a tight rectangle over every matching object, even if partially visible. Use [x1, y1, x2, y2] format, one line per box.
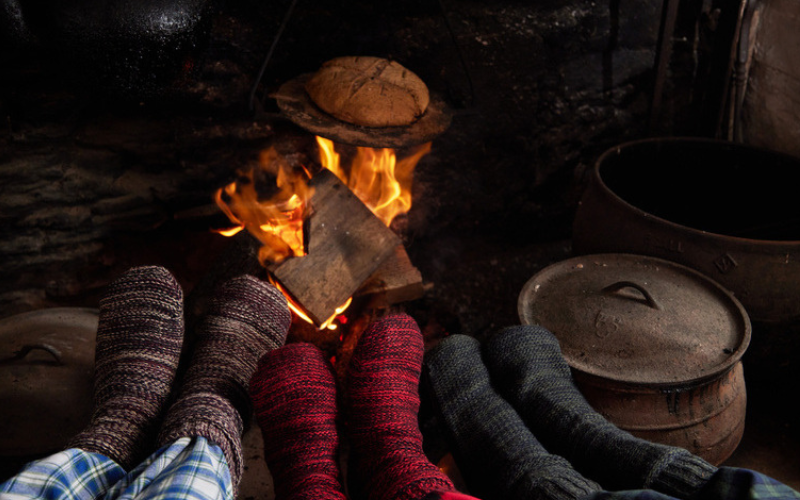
[424, 334, 601, 500]
[483, 325, 717, 498]
[346, 314, 457, 500]
[68, 266, 184, 470]
[249, 342, 347, 500]
[157, 275, 291, 490]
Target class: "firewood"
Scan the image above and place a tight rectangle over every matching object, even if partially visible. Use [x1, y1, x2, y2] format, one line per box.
[266, 169, 401, 325]
[356, 244, 424, 308]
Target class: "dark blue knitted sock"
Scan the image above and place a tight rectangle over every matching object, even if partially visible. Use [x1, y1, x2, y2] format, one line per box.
[423, 334, 601, 500]
[483, 325, 717, 499]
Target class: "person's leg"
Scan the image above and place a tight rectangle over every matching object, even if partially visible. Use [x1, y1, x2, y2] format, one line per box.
[344, 313, 465, 500]
[583, 467, 800, 500]
[0, 450, 125, 500]
[99, 437, 232, 500]
[482, 325, 716, 498]
[1, 265, 184, 500]
[156, 274, 291, 495]
[249, 342, 347, 500]
[690, 467, 800, 500]
[424, 333, 601, 500]
[69, 265, 185, 470]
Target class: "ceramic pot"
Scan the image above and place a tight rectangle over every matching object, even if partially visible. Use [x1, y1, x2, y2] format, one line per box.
[573, 137, 800, 325]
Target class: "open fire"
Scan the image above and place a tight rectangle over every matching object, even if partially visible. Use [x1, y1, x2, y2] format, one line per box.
[316, 137, 432, 227]
[214, 148, 314, 265]
[214, 136, 431, 329]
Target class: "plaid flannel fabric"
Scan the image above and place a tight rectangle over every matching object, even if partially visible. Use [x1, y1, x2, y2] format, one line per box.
[0, 437, 232, 500]
[584, 467, 800, 500]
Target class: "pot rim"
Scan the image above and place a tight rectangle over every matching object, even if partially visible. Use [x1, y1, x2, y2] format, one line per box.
[592, 136, 800, 247]
[572, 357, 743, 389]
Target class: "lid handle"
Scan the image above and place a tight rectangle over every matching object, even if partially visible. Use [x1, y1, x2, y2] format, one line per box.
[0, 343, 63, 365]
[602, 281, 662, 310]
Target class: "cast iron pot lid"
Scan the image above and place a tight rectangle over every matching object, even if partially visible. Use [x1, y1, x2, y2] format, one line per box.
[0, 307, 98, 457]
[518, 253, 751, 385]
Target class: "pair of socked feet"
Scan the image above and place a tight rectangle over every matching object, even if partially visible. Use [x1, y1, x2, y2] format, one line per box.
[67, 265, 291, 488]
[250, 315, 470, 500]
[423, 329, 719, 500]
[69, 265, 467, 500]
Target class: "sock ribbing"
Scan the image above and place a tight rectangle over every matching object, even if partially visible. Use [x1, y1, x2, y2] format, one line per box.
[68, 265, 184, 470]
[346, 314, 456, 500]
[157, 275, 291, 490]
[424, 334, 601, 500]
[249, 342, 347, 500]
[483, 325, 717, 497]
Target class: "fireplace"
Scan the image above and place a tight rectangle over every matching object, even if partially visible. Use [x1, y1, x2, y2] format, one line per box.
[3, 0, 800, 494]
[1, 1, 632, 337]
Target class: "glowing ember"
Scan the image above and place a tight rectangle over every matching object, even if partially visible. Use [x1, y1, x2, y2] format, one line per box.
[213, 147, 313, 266]
[316, 136, 431, 226]
[269, 277, 352, 330]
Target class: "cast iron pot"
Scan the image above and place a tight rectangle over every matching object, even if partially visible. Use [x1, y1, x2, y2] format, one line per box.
[518, 253, 751, 465]
[2, 0, 212, 96]
[573, 137, 800, 325]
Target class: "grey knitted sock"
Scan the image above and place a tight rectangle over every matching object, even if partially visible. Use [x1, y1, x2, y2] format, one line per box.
[157, 275, 291, 491]
[68, 266, 184, 470]
[423, 334, 601, 500]
[483, 325, 717, 499]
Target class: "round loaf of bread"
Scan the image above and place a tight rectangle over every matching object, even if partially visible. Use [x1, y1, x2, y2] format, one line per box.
[305, 56, 430, 128]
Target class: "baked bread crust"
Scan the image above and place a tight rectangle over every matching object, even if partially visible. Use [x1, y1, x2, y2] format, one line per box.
[305, 56, 430, 128]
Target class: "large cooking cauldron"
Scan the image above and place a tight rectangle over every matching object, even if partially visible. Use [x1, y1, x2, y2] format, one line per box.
[2, 0, 212, 97]
[573, 137, 800, 325]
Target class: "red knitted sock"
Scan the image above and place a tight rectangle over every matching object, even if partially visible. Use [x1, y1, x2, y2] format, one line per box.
[346, 313, 456, 500]
[249, 342, 347, 500]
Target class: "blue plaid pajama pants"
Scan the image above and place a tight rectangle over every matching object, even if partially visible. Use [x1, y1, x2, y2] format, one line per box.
[0, 437, 232, 500]
[2, 441, 798, 500]
[585, 467, 800, 500]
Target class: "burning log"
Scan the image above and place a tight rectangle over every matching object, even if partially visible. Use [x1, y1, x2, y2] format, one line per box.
[207, 135, 431, 330]
[265, 168, 401, 326]
[357, 244, 424, 308]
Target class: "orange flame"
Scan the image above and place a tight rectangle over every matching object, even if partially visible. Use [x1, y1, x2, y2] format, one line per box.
[213, 147, 313, 266]
[213, 147, 351, 330]
[269, 277, 352, 330]
[316, 136, 431, 226]
[212, 138, 430, 331]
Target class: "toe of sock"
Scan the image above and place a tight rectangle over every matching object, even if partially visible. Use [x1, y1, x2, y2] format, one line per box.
[647, 450, 717, 498]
